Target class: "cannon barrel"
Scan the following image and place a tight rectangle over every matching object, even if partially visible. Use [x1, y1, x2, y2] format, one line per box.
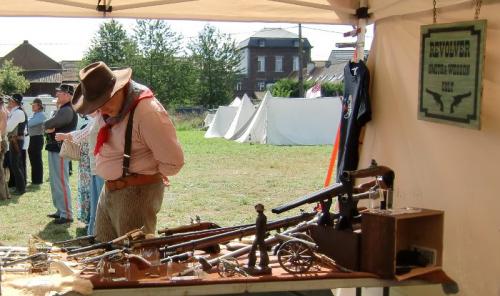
[272, 183, 346, 214]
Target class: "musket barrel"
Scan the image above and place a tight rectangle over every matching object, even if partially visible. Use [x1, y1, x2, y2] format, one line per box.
[53, 235, 95, 246]
[164, 226, 254, 254]
[67, 242, 111, 255]
[133, 227, 246, 249]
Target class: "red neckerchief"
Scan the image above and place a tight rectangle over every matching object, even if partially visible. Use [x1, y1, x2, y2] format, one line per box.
[94, 89, 154, 156]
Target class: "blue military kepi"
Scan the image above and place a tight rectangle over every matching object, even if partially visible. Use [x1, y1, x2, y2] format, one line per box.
[56, 84, 75, 96]
[10, 93, 23, 104]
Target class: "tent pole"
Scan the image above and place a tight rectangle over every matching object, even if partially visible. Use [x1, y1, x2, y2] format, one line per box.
[355, 0, 368, 62]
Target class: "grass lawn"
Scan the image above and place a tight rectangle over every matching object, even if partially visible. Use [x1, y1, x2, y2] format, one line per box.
[0, 130, 333, 245]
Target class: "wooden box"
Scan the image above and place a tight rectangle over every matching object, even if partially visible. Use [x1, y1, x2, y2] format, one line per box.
[309, 225, 361, 271]
[360, 208, 444, 278]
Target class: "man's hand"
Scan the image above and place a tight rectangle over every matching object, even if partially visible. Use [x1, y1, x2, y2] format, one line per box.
[45, 128, 55, 133]
[55, 133, 71, 141]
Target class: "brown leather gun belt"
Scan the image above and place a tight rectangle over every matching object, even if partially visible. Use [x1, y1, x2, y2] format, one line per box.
[105, 173, 163, 192]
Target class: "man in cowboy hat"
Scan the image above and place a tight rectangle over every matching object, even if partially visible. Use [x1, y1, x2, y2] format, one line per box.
[44, 84, 78, 224]
[73, 61, 184, 242]
[6, 94, 28, 195]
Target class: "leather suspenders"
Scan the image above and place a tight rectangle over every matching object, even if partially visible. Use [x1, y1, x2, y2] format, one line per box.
[122, 104, 138, 178]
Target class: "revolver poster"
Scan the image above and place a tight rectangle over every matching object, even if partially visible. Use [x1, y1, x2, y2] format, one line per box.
[418, 20, 486, 129]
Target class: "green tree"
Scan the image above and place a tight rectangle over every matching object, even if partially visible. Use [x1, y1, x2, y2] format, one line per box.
[271, 79, 314, 97]
[0, 60, 30, 95]
[188, 25, 240, 107]
[131, 19, 198, 107]
[81, 20, 138, 69]
[271, 79, 344, 98]
[321, 81, 344, 97]
[271, 79, 295, 97]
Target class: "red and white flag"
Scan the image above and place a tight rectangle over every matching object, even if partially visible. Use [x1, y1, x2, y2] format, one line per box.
[306, 83, 322, 98]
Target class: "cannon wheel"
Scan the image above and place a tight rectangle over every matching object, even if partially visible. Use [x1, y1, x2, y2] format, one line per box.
[273, 232, 314, 255]
[277, 240, 314, 274]
[217, 257, 239, 277]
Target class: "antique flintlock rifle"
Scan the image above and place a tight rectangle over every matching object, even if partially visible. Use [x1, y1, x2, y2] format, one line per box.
[157, 221, 221, 236]
[161, 211, 317, 254]
[132, 223, 253, 250]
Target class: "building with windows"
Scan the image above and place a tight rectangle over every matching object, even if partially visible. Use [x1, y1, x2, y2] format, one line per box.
[0, 40, 79, 96]
[289, 49, 370, 86]
[236, 28, 311, 99]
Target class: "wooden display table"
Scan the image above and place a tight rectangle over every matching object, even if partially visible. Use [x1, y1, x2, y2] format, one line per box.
[87, 256, 453, 296]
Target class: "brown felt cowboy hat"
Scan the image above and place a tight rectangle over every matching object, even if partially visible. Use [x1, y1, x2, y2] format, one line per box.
[72, 61, 132, 115]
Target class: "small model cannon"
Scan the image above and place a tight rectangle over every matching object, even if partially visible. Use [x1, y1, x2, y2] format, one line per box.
[216, 257, 248, 277]
[274, 233, 338, 274]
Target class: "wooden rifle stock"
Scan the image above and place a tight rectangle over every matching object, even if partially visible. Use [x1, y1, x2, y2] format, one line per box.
[341, 165, 393, 180]
[157, 222, 221, 236]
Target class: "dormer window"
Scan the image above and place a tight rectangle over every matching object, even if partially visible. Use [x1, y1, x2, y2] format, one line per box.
[259, 40, 266, 47]
[293, 40, 299, 47]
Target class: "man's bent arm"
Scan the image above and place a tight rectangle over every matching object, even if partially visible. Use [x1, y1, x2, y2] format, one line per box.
[139, 103, 184, 177]
[44, 107, 73, 129]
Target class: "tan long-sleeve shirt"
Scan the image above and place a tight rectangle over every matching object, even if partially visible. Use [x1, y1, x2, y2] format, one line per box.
[95, 97, 184, 181]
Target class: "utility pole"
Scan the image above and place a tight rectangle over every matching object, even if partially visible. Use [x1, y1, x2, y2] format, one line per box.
[298, 23, 304, 97]
[149, 24, 154, 87]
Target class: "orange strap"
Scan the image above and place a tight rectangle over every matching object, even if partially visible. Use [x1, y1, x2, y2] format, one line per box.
[323, 125, 341, 187]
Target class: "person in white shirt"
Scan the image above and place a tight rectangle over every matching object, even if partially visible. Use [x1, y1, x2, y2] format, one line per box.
[6, 94, 27, 195]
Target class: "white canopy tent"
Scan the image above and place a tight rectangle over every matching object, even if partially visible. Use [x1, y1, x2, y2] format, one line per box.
[235, 93, 342, 145]
[2, 1, 499, 295]
[0, 0, 473, 25]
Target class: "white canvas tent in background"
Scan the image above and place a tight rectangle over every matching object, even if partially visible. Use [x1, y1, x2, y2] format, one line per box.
[236, 92, 342, 145]
[203, 96, 241, 129]
[224, 94, 255, 139]
[3, 1, 500, 295]
[228, 96, 242, 107]
[203, 97, 241, 138]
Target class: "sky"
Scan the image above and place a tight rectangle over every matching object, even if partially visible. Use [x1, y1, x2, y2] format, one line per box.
[0, 17, 373, 62]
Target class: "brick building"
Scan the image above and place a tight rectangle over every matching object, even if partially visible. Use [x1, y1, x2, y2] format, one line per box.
[236, 28, 311, 99]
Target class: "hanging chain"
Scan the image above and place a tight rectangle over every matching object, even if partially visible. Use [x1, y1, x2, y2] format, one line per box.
[433, 0, 437, 24]
[474, 0, 483, 20]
